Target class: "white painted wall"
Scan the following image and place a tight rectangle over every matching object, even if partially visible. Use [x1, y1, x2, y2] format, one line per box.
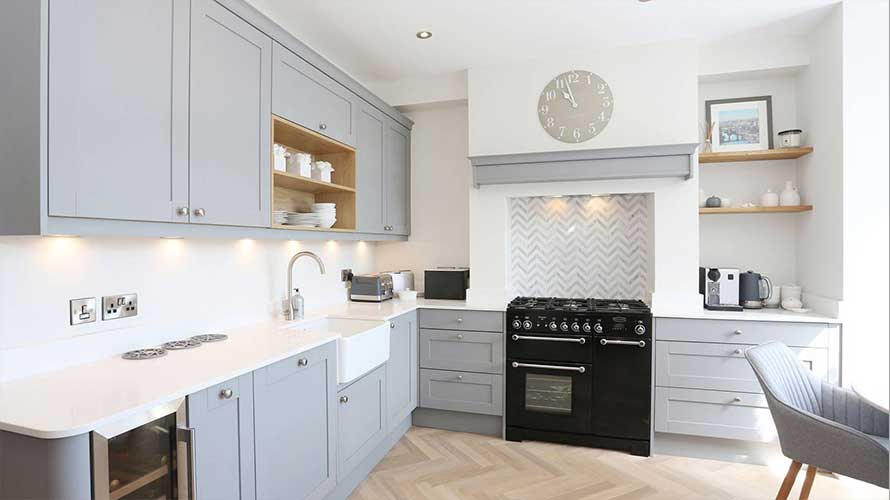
[0, 237, 376, 381]
[840, 0, 889, 392]
[467, 41, 699, 157]
[698, 36, 810, 79]
[366, 71, 467, 108]
[376, 103, 471, 291]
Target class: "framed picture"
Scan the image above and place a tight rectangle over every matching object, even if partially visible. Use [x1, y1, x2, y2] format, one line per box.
[705, 96, 773, 152]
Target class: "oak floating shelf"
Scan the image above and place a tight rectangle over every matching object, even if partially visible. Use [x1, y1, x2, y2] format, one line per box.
[700, 205, 814, 215]
[699, 147, 814, 164]
[273, 171, 356, 194]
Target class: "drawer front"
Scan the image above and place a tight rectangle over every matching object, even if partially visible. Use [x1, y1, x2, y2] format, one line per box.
[655, 341, 829, 393]
[419, 309, 503, 333]
[272, 43, 354, 145]
[420, 329, 503, 374]
[655, 318, 833, 348]
[654, 387, 776, 442]
[419, 369, 503, 416]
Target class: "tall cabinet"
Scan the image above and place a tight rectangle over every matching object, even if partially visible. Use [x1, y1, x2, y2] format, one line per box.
[356, 103, 411, 235]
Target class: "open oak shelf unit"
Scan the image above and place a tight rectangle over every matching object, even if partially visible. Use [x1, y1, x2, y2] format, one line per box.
[699, 147, 813, 164]
[271, 115, 356, 231]
[700, 205, 813, 215]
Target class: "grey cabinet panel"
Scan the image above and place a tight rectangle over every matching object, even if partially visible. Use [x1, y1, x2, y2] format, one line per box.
[654, 387, 774, 442]
[419, 369, 503, 416]
[47, 0, 189, 222]
[386, 312, 417, 431]
[356, 105, 386, 233]
[189, 0, 271, 227]
[383, 119, 411, 234]
[0, 431, 91, 500]
[187, 373, 255, 500]
[420, 329, 504, 374]
[338, 364, 387, 480]
[419, 309, 504, 333]
[253, 342, 337, 500]
[272, 43, 355, 146]
[654, 318, 833, 348]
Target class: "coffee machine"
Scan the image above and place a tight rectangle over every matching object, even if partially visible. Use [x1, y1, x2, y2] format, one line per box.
[700, 267, 743, 311]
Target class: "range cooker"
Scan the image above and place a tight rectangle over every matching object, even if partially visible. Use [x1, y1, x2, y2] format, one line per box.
[505, 296, 652, 456]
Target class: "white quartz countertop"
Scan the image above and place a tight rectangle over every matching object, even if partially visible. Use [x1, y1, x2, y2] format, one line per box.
[0, 298, 504, 439]
[653, 307, 841, 324]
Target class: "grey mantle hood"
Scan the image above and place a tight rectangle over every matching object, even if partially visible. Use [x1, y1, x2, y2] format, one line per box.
[468, 143, 699, 187]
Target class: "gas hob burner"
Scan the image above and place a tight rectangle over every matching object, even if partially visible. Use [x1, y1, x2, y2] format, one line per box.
[508, 296, 550, 309]
[122, 347, 168, 361]
[162, 339, 203, 350]
[190, 333, 228, 343]
[548, 298, 594, 312]
[592, 299, 650, 314]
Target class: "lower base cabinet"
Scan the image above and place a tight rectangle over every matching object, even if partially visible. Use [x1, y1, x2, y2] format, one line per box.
[386, 312, 417, 431]
[338, 364, 387, 480]
[187, 373, 256, 500]
[253, 342, 337, 500]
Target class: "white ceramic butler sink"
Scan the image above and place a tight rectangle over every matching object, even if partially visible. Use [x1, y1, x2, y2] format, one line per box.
[293, 317, 390, 384]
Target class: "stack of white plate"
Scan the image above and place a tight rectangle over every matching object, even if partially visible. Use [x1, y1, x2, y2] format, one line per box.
[312, 203, 337, 229]
[272, 210, 291, 225]
[285, 212, 322, 227]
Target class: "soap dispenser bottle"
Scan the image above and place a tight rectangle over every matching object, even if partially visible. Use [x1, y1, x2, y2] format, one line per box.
[291, 288, 305, 319]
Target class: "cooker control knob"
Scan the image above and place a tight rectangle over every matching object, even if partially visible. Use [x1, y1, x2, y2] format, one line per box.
[570, 322, 580, 333]
[559, 321, 569, 332]
[512, 320, 522, 330]
[548, 321, 558, 332]
[522, 320, 533, 330]
[634, 324, 647, 336]
[593, 322, 604, 334]
[582, 322, 592, 333]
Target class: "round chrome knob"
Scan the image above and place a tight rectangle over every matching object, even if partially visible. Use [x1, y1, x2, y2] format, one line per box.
[297, 358, 308, 367]
[634, 324, 646, 336]
[512, 320, 522, 329]
[193, 208, 206, 217]
[319, 122, 327, 130]
[593, 323, 603, 334]
[176, 207, 189, 216]
[456, 334, 464, 340]
[219, 388, 233, 400]
[548, 321, 558, 332]
[559, 322, 569, 332]
[582, 322, 592, 333]
[390, 322, 395, 328]
[339, 395, 349, 404]
[733, 349, 742, 355]
[732, 397, 742, 403]
[733, 329, 743, 335]
[455, 375, 463, 381]
[456, 317, 464, 323]
[522, 320, 533, 330]
[578, 337, 586, 344]
[571, 322, 580, 333]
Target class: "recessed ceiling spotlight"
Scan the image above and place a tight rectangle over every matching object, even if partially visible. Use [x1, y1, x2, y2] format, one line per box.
[416, 31, 432, 40]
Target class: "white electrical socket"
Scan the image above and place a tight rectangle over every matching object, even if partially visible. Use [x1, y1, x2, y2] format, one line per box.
[102, 294, 138, 321]
[70, 297, 97, 325]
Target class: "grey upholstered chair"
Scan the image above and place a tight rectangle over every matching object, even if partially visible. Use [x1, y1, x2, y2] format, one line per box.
[746, 341, 889, 499]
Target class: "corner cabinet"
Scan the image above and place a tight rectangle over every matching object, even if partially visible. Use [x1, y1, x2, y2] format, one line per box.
[356, 103, 411, 235]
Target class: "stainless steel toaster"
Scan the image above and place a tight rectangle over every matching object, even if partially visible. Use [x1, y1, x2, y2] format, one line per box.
[350, 274, 394, 302]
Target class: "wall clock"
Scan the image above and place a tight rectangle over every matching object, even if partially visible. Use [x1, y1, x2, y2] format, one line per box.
[537, 70, 613, 143]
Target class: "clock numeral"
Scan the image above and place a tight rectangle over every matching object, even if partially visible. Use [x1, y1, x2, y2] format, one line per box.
[539, 104, 549, 115]
[545, 89, 556, 101]
[587, 74, 592, 85]
[588, 122, 597, 134]
[598, 111, 606, 121]
[568, 72, 580, 83]
[597, 82, 608, 94]
[572, 128, 581, 140]
[602, 97, 612, 108]
[554, 78, 565, 89]
[558, 126, 566, 138]
[545, 116, 555, 128]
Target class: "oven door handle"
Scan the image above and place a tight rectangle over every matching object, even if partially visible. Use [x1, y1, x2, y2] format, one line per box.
[510, 361, 586, 373]
[511, 334, 586, 344]
[599, 338, 646, 348]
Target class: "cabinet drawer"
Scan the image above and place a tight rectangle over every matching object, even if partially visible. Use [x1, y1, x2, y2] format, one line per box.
[420, 329, 503, 374]
[272, 42, 354, 145]
[655, 318, 833, 348]
[419, 309, 503, 333]
[337, 364, 386, 480]
[655, 341, 829, 393]
[654, 387, 776, 442]
[419, 369, 503, 416]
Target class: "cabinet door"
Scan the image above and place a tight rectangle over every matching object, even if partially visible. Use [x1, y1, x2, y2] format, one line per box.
[47, 0, 189, 222]
[253, 343, 337, 500]
[189, 0, 271, 227]
[355, 105, 386, 233]
[387, 312, 417, 431]
[384, 119, 411, 235]
[187, 373, 256, 500]
[338, 364, 387, 480]
[272, 43, 355, 146]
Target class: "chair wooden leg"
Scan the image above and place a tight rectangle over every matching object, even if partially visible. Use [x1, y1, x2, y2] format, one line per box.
[798, 465, 817, 500]
[776, 460, 802, 500]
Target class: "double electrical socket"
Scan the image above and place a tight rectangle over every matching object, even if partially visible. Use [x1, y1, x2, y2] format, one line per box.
[69, 294, 138, 325]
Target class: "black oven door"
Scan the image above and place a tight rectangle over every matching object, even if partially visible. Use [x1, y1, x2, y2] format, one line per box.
[507, 360, 593, 434]
[591, 337, 652, 440]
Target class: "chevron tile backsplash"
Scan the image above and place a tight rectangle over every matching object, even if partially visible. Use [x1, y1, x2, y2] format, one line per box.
[509, 194, 651, 299]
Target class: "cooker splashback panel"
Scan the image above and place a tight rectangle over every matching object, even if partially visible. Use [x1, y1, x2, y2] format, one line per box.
[509, 194, 651, 299]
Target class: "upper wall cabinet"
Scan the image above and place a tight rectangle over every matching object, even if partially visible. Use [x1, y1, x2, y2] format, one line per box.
[47, 0, 190, 223]
[272, 43, 356, 147]
[189, 0, 271, 227]
[384, 120, 411, 235]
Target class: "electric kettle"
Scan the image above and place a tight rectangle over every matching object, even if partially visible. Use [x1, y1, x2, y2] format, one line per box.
[739, 271, 772, 309]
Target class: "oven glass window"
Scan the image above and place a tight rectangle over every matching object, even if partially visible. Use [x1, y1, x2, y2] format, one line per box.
[525, 373, 573, 415]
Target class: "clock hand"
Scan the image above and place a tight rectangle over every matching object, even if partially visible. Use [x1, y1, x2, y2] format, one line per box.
[564, 81, 578, 108]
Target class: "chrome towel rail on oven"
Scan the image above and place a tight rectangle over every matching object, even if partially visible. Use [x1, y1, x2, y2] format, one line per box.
[511, 334, 586, 344]
[511, 361, 586, 373]
[599, 339, 646, 348]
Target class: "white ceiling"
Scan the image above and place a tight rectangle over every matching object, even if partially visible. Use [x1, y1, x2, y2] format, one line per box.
[246, 0, 838, 85]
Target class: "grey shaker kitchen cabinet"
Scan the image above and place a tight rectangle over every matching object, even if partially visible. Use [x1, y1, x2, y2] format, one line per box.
[384, 120, 411, 235]
[272, 42, 356, 146]
[187, 373, 256, 500]
[253, 342, 337, 500]
[355, 104, 387, 233]
[386, 312, 418, 431]
[189, 0, 271, 228]
[47, 0, 190, 223]
[337, 364, 387, 480]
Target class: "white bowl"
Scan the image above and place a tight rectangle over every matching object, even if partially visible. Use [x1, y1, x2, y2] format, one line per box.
[397, 290, 418, 301]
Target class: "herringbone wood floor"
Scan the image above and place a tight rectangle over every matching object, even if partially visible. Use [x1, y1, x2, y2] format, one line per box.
[350, 427, 888, 500]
